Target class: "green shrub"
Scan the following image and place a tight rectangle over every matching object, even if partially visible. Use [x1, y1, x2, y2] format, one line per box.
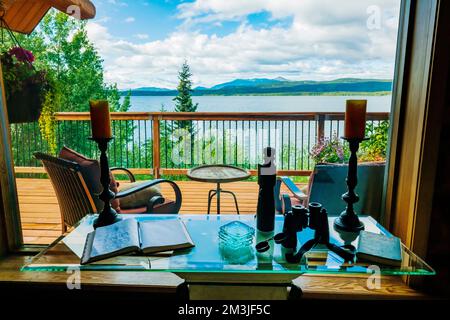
[360, 120, 389, 161]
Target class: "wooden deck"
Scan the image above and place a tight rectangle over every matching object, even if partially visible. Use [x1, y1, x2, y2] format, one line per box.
[17, 178, 301, 244]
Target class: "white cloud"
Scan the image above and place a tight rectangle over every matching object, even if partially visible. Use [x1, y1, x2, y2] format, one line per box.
[88, 0, 400, 89]
[106, 0, 128, 7]
[96, 16, 111, 23]
[124, 16, 135, 23]
[134, 33, 150, 40]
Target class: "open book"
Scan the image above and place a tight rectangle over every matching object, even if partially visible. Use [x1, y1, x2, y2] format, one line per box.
[81, 218, 194, 265]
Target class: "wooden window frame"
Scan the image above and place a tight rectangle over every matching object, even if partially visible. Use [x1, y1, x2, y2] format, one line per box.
[384, 0, 450, 287]
[1, 0, 449, 267]
[385, 0, 449, 260]
[0, 62, 23, 253]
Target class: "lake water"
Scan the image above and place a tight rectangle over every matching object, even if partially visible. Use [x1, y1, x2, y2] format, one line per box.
[117, 95, 392, 169]
[127, 95, 392, 112]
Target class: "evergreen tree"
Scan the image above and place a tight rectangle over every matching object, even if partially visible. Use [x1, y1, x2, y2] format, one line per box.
[173, 60, 198, 114]
[172, 61, 198, 165]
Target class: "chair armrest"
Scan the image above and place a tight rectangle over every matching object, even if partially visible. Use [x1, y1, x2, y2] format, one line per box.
[110, 167, 136, 182]
[281, 193, 292, 214]
[279, 176, 308, 201]
[115, 179, 183, 213]
[115, 180, 162, 198]
[148, 195, 165, 211]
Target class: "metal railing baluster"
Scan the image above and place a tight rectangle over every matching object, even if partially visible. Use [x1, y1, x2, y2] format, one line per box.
[10, 111, 390, 178]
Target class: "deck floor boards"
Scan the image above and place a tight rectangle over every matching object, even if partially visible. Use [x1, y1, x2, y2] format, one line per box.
[16, 178, 302, 245]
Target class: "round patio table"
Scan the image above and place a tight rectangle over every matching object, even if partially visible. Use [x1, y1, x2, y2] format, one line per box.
[187, 165, 251, 215]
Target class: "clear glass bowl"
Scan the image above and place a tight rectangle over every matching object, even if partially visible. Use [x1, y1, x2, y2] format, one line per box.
[219, 221, 255, 240]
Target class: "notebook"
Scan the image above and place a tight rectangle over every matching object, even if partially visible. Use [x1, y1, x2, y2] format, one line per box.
[356, 231, 402, 267]
[81, 218, 194, 265]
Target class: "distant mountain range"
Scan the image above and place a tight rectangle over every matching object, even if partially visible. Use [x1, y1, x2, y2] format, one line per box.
[122, 77, 393, 96]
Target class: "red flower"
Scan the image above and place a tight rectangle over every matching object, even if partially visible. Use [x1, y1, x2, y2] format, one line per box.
[8, 47, 35, 63]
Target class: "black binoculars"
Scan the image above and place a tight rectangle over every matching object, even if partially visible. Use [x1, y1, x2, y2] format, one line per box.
[256, 201, 357, 263]
[278, 202, 329, 250]
[256, 202, 329, 254]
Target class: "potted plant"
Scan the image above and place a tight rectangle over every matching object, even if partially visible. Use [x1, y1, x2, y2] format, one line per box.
[1, 46, 49, 123]
[311, 121, 389, 165]
[310, 134, 349, 164]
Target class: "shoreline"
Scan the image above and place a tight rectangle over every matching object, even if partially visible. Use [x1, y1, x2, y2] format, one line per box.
[124, 95, 392, 113]
[122, 91, 392, 97]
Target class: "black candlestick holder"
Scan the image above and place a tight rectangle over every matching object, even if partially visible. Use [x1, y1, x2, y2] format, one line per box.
[333, 137, 367, 233]
[89, 137, 122, 229]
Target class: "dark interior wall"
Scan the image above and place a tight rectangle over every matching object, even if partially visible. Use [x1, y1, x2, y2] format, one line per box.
[424, 67, 450, 297]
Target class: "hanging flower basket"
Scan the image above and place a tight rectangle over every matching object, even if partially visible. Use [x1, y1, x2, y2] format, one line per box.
[1, 47, 49, 123]
[6, 81, 44, 123]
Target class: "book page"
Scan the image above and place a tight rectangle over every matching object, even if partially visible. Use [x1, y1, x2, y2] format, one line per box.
[86, 218, 140, 263]
[138, 219, 194, 254]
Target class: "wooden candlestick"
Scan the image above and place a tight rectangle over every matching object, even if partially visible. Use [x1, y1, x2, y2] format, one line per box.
[344, 100, 367, 139]
[89, 137, 121, 229]
[89, 100, 112, 139]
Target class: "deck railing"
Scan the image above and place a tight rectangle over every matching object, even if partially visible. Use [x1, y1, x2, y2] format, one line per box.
[10, 111, 389, 177]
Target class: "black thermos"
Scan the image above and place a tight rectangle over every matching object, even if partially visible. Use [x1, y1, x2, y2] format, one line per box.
[256, 147, 277, 232]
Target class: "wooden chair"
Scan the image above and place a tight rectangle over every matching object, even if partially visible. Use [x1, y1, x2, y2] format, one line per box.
[34, 152, 182, 232]
[275, 162, 386, 221]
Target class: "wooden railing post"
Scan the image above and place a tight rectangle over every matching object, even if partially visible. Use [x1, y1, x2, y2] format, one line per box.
[316, 114, 325, 142]
[152, 115, 161, 178]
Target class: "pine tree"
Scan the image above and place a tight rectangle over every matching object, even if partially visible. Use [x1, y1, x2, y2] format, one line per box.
[173, 61, 198, 165]
[173, 60, 198, 113]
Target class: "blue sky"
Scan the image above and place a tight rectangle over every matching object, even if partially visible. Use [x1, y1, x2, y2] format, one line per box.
[94, 1, 183, 42]
[87, 0, 401, 89]
[94, 1, 294, 42]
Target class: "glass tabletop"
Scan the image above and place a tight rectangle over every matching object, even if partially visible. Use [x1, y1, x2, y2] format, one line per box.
[187, 165, 250, 183]
[21, 214, 435, 276]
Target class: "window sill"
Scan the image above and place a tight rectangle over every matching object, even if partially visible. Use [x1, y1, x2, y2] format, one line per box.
[0, 254, 427, 300]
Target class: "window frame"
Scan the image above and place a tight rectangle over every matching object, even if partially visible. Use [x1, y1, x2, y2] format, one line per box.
[0, 62, 24, 252]
[384, 0, 450, 288]
[0, 0, 448, 257]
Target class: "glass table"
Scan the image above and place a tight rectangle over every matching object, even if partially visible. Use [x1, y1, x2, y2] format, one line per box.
[22, 214, 435, 299]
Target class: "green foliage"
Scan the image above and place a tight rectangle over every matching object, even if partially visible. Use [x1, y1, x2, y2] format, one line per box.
[309, 121, 389, 165]
[35, 12, 108, 112]
[280, 144, 312, 171]
[310, 134, 349, 164]
[173, 61, 198, 114]
[172, 61, 198, 165]
[360, 120, 389, 161]
[108, 87, 131, 112]
[38, 90, 58, 153]
[2, 10, 130, 155]
[0, 47, 48, 99]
